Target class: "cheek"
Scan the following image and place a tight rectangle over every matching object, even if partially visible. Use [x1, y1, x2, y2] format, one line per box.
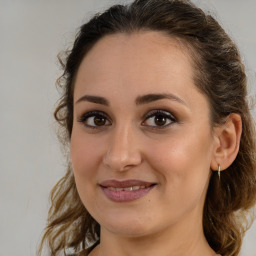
[70, 132, 102, 209]
[70, 131, 102, 176]
[146, 130, 213, 192]
[70, 132, 104, 204]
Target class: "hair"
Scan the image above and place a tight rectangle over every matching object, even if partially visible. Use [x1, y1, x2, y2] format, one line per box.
[39, 0, 256, 255]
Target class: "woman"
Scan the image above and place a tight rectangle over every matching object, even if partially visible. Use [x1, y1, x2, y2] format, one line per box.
[39, 0, 256, 255]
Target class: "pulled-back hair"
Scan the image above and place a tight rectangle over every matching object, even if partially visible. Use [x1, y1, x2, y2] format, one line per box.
[39, 0, 256, 255]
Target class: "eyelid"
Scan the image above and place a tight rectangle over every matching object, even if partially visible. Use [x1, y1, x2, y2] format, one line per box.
[142, 109, 177, 128]
[144, 109, 175, 119]
[77, 110, 111, 128]
[77, 110, 109, 121]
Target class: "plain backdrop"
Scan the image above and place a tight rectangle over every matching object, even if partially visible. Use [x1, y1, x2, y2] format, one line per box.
[0, 0, 255, 255]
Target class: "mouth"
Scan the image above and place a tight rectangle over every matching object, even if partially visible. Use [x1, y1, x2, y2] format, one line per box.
[99, 180, 156, 202]
[106, 185, 151, 191]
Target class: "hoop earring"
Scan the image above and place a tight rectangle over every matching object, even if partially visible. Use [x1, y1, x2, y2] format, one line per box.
[218, 165, 221, 180]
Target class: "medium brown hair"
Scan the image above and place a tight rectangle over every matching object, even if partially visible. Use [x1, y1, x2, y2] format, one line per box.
[39, 0, 256, 255]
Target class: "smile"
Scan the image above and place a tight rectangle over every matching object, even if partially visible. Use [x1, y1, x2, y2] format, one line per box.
[100, 180, 156, 202]
[107, 185, 149, 191]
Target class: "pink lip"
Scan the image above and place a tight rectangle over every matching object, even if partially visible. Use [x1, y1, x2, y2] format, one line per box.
[99, 179, 156, 203]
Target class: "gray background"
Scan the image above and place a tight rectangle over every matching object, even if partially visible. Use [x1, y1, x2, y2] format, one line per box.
[0, 0, 255, 255]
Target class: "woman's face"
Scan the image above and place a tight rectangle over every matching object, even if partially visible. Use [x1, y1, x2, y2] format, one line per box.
[71, 31, 217, 237]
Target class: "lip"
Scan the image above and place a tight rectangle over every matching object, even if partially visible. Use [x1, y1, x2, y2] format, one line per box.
[99, 179, 156, 202]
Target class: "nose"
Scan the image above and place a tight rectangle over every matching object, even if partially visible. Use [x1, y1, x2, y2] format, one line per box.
[103, 125, 142, 172]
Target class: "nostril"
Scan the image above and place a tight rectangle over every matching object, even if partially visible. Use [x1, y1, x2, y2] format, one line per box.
[102, 150, 142, 172]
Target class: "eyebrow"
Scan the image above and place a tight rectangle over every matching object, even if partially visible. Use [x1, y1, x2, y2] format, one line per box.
[75, 93, 187, 107]
[135, 93, 187, 106]
[75, 95, 109, 106]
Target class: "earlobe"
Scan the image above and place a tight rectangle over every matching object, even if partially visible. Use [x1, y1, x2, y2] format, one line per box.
[210, 113, 242, 172]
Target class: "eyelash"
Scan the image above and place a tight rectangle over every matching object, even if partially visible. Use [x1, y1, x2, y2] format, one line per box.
[77, 110, 177, 129]
[77, 111, 111, 129]
[142, 110, 177, 129]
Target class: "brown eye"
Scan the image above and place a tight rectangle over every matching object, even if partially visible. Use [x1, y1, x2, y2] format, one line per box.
[94, 116, 107, 126]
[154, 115, 167, 126]
[78, 111, 111, 128]
[143, 110, 176, 128]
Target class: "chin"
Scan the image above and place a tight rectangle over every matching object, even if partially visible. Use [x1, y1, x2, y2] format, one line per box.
[104, 223, 153, 238]
[97, 211, 161, 238]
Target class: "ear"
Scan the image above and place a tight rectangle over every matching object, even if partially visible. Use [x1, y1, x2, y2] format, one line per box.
[210, 113, 242, 173]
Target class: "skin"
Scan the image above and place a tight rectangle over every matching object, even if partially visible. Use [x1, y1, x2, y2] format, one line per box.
[70, 31, 234, 256]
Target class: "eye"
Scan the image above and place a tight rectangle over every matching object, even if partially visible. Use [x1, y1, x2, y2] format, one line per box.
[142, 110, 176, 128]
[78, 111, 111, 128]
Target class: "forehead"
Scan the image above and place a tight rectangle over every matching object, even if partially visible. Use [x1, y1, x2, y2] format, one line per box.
[73, 31, 210, 117]
[77, 31, 193, 74]
[74, 31, 195, 95]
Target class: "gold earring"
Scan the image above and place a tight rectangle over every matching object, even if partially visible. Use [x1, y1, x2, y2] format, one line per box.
[218, 165, 221, 180]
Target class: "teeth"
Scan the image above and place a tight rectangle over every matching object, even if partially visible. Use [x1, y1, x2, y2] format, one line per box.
[107, 185, 149, 191]
[124, 187, 132, 191]
[108, 187, 117, 191]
